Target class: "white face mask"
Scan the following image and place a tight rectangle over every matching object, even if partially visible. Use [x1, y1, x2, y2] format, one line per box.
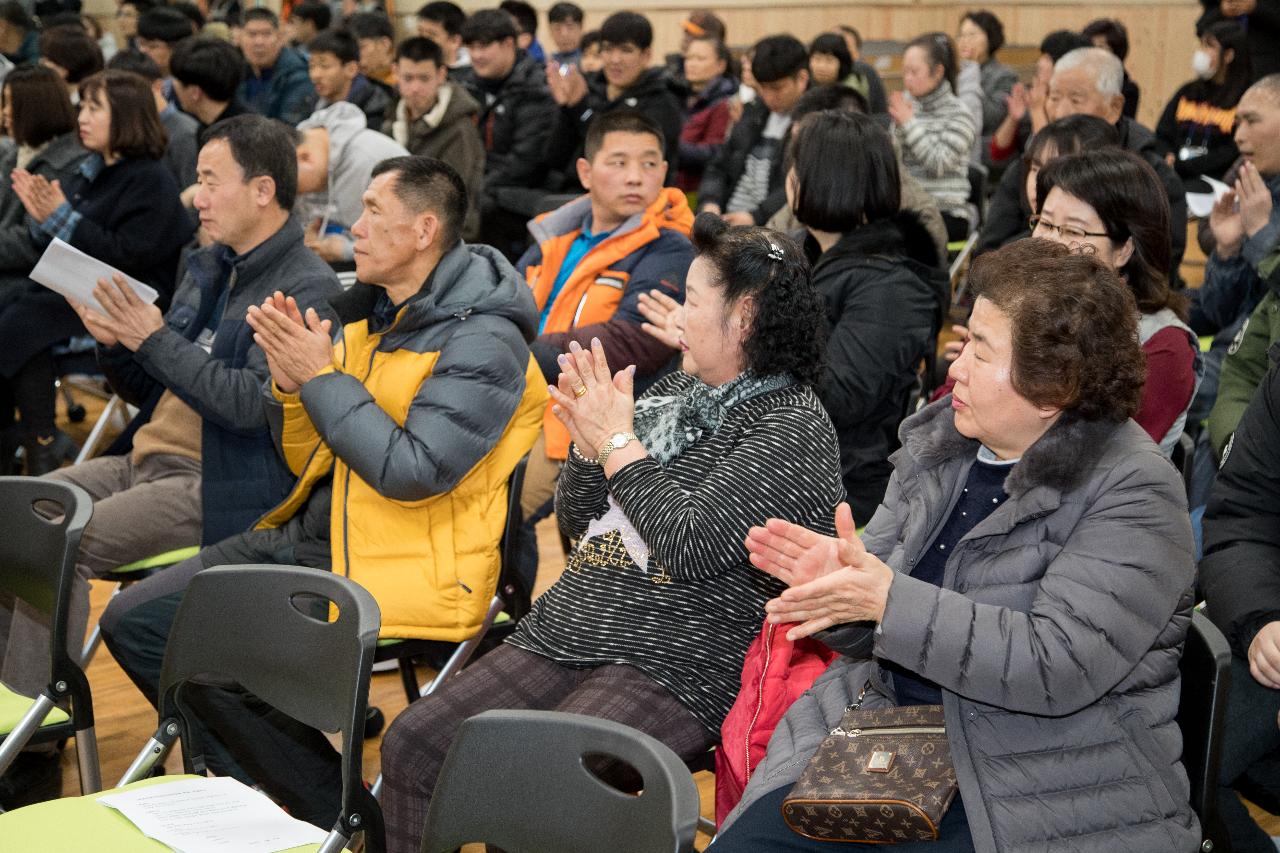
[1192, 48, 1216, 80]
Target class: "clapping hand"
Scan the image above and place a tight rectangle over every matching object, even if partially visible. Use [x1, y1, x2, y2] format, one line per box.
[637, 289, 682, 349]
[746, 503, 894, 640]
[547, 338, 636, 464]
[888, 91, 914, 126]
[245, 291, 334, 394]
[1237, 160, 1274, 241]
[1249, 620, 1280, 689]
[68, 273, 165, 351]
[11, 169, 68, 222]
[546, 60, 588, 107]
[1005, 83, 1029, 123]
[1210, 190, 1245, 259]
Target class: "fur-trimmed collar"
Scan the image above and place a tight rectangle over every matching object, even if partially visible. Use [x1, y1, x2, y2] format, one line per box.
[899, 397, 1124, 498]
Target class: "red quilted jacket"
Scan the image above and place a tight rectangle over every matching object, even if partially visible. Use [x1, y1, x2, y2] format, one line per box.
[715, 619, 836, 826]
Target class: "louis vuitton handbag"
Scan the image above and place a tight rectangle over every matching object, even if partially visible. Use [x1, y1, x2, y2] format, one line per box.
[781, 684, 958, 843]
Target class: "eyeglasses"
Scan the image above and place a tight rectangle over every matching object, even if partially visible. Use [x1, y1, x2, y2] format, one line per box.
[1028, 215, 1109, 244]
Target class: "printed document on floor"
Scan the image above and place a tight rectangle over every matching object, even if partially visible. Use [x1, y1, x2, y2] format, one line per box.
[97, 775, 327, 853]
[29, 237, 159, 314]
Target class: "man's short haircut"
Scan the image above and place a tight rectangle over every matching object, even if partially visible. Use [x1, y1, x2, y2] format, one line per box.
[370, 156, 468, 247]
[1039, 29, 1090, 63]
[583, 109, 664, 161]
[600, 11, 651, 51]
[751, 34, 809, 84]
[138, 6, 196, 43]
[1248, 73, 1280, 105]
[792, 83, 869, 120]
[416, 1, 464, 36]
[499, 0, 537, 36]
[39, 25, 104, 84]
[1055, 47, 1123, 98]
[348, 11, 394, 42]
[80, 70, 169, 160]
[170, 36, 245, 102]
[170, 2, 206, 32]
[548, 2, 583, 25]
[786, 110, 900, 234]
[107, 48, 163, 82]
[290, 1, 331, 31]
[0, 0, 32, 31]
[461, 9, 518, 46]
[242, 7, 279, 28]
[204, 114, 298, 210]
[2, 66, 75, 148]
[309, 29, 359, 65]
[395, 36, 444, 66]
[1082, 18, 1129, 62]
[41, 11, 83, 30]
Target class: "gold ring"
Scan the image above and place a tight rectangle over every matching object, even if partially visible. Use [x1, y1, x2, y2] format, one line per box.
[573, 384, 588, 398]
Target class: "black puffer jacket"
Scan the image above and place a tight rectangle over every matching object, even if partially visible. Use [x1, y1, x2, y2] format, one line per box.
[806, 213, 945, 521]
[453, 51, 556, 196]
[697, 98, 787, 224]
[544, 67, 684, 192]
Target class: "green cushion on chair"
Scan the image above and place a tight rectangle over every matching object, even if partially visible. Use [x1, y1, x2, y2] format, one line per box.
[0, 775, 342, 851]
[1199, 335, 1213, 353]
[946, 240, 968, 253]
[112, 546, 201, 575]
[0, 684, 69, 735]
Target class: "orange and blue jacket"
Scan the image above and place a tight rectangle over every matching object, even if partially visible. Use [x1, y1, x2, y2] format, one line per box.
[517, 186, 695, 460]
[257, 243, 547, 641]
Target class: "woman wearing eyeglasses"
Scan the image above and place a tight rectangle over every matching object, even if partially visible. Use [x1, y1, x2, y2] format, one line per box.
[1030, 149, 1201, 456]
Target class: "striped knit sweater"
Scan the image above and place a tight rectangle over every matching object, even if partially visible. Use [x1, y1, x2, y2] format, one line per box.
[507, 371, 845, 732]
[896, 80, 976, 218]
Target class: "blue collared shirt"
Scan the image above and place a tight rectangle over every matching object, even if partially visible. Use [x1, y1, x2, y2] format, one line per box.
[31, 153, 105, 246]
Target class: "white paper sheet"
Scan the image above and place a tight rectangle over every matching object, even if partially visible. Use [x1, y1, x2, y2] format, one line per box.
[1186, 175, 1233, 219]
[97, 776, 328, 853]
[28, 237, 159, 314]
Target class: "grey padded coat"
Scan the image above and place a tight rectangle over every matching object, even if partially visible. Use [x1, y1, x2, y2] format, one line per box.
[722, 399, 1200, 852]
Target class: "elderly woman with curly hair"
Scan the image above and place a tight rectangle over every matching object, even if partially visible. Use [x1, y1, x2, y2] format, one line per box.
[377, 213, 846, 853]
[711, 238, 1199, 852]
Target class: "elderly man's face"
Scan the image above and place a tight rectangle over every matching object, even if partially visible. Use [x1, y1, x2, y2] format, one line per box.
[1235, 86, 1280, 177]
[1047, 65, 1123, 124]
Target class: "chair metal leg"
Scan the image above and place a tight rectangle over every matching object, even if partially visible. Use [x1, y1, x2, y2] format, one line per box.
[0, 693, 55, 778]
[118, 720, 180, 787]
[697, 815, 716, 836]
[74, 395, 126, 466]
[420, 596, 503, 700]
[370, 773, 383, 800]
[75, 724, 102, 793]
[81, 583, 125, 667]
[316, 829, 353, 853]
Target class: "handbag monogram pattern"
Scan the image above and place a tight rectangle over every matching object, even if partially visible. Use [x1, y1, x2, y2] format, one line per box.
[783, 693, 958, 844]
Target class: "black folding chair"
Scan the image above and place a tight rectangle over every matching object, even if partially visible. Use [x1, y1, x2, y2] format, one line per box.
[1179, 609, 1232, 853]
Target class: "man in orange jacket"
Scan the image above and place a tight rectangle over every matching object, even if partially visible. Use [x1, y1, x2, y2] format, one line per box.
[515, 110, 695, 582]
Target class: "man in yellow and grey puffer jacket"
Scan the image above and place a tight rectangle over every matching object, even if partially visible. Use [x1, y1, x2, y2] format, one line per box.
[100, 157, 545, 828]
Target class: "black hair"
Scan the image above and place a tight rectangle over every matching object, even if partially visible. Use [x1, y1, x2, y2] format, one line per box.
[1081, 18, 1129, 62]
[600, 11, 651, 51]
[41, 11, 84, 29]
[1201, 19, 1252, 103]
[2, 65, 75, 147]
[169, 2, 205, 31]
[137, 6, 196, 43]
[170, 35, 245, 102]
[370, 156, 468, 248]
[416, 1, 464, 36]
[204, 114, 298, 210]
[583, 109, 664, 161]
[581, 29, 601, 52]
[906, 31, 958, 93]
[1036, 149, 1186, 321]
[961, 9, 1005, 56]
[289, 2, 332, 32]
[39, 25, 104, 84]
[689, 213, 827, 386]
[242, 7, 279, 28]
[499, 0, 537, 36]
[309, 28, 359, 65]
[107, 48, 163, 82]
[548, 2, 583, 25]
[348, 11, 394, 42]
[836, 24, 861, 52]
[120, 0, 156, 13]
[1025, 114, 1120, 169]
[0, 0, 32, 31]
[80, 70, 168, 160]
[808, 32, 852, 82]
[751, 34, 809, 84]
[793, 83, 869, 119]
[461, 8, 517, 46]
[1040, 30, 1091, 63]
[395, 35, 443, 66]
[787, 110, 900, 233]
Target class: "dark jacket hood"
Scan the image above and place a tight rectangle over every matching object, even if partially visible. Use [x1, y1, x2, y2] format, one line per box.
[587, 66, 681, 107]
[332, 241, 538, 343]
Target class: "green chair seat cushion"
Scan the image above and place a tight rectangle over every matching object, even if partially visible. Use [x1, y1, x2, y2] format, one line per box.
[0, 684, 69, 734]
[375, 611, 514, 649]
[112, 546, 201, 575]
[0, 775, 340, 851]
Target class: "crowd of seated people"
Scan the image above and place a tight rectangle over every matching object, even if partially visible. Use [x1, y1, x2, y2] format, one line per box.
[3, 4, 1280, 852]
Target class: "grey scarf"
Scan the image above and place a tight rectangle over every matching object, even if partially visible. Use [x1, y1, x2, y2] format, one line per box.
[633, 371, 793, 466]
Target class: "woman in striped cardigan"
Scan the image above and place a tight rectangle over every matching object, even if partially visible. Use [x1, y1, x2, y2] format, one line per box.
[377, 213, 846, 853]
[891, 32, 978, 241]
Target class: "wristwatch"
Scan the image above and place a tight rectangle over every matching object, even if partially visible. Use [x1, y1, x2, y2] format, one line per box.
[596, 432, 638, 467]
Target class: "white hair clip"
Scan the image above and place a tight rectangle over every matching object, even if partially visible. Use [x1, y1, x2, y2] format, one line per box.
[766, 243, 785, 262]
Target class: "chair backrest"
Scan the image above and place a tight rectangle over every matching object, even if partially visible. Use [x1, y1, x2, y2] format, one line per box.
[497, 457, 531, 622]
[1177, 609, 1232, 849]
[422, 710, 701, 853]
[158, 565, 382, 845]
[0, 476, 92, 687]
